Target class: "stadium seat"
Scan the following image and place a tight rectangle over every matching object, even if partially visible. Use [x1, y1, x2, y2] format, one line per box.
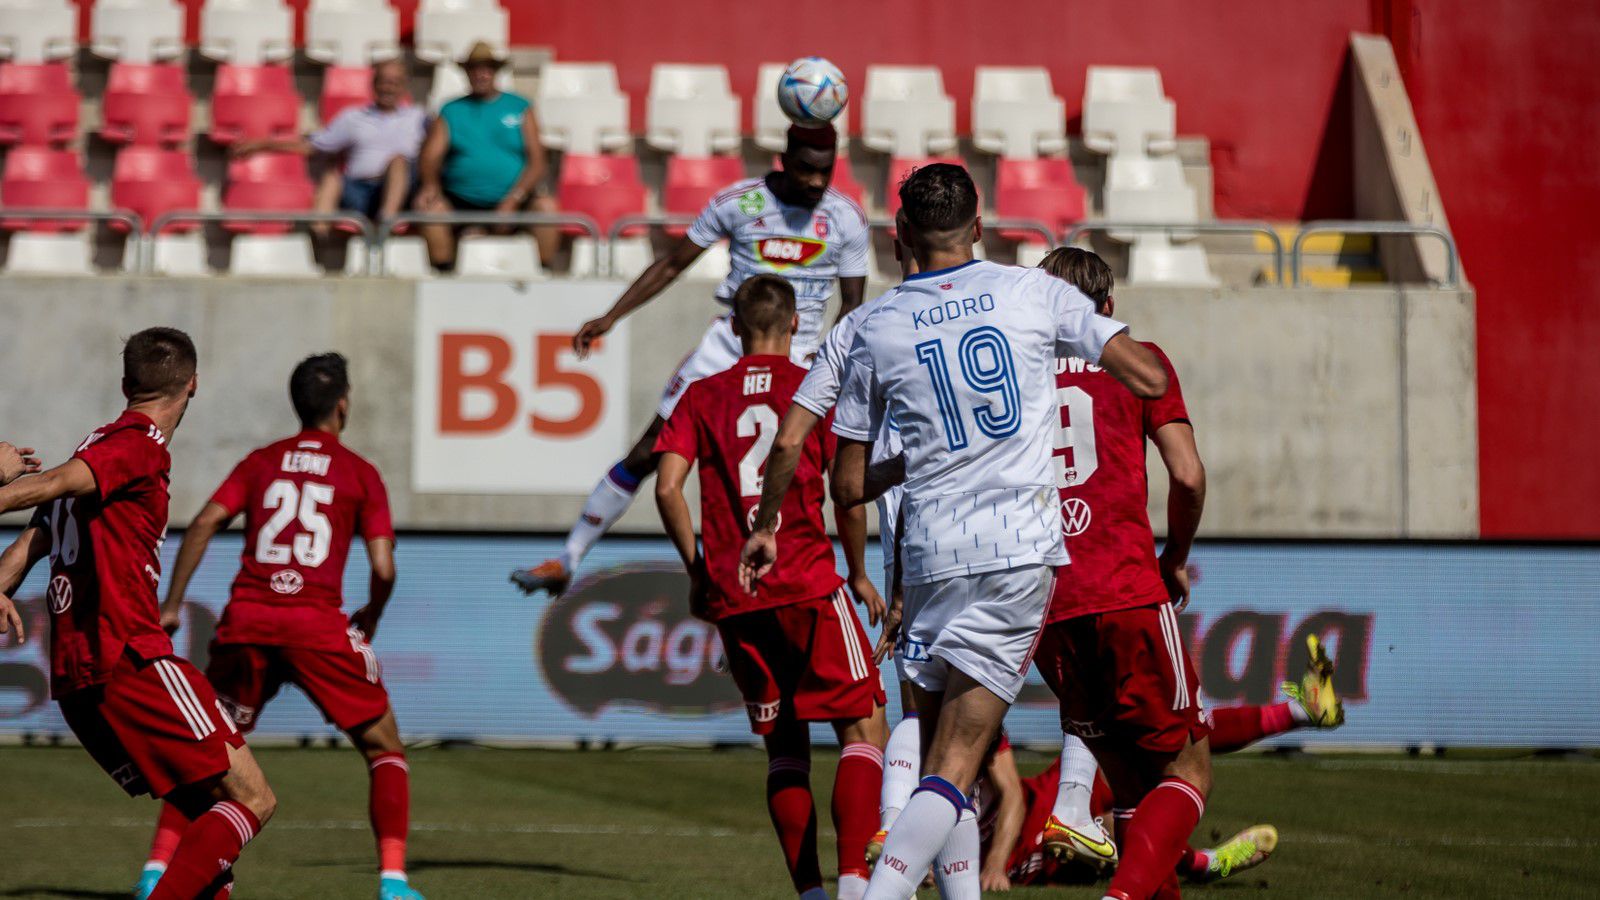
[1, 146, 89, 231]
[413, 0, 508, 67]
[538, 62, 631, 156]
[90, 0, 185, 65]
[994, 158, 1084, 239]
[1103, 155, 1197, 227]
[882, 155, 964, 221]
[645, 64, 740, 157]
[319, 66, 374, 124]
[557, 153, 648, 236]
[456, 234, 543, 279]
[425, 59, 514, 112]
[4, 232, 94, 273]
[100, 62, 190, 145]
[110, 146, 201, 231]
[229, 233, 319, 276]
[0, 0, 76, 64]
[305, 0, 400, 69]
[827, 155, 865, 207]
[972, 66, 1067, 160]
[368, 235, 431, 277]
[1082, 65, 1177, 158]
[210, 64, 301, 145]
[1127, 232, 1217, 286]
[663, 155, 743, 234]
[143, 231, 208, 275]
[862, 66, 956, 159]
[0, 62, 79, 145]
[199, 0, 293, 67]
[753, 61, 852, 153]
[223, 151, 314, 234]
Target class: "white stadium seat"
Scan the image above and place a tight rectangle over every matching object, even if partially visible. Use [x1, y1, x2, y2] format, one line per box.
[4, 232, 92, 274]
[376, 236, 434, 278]
[646, 64, 740, 157]
[753, 62, 851, 153]
[456, 234, 544, 279]
[861, 65, 957, 159]
[0, 0, 77, 63]
[537, 62, 631, 156]
[414, 0, 508, 67]
[305, 0, 400, 68]
[1127, 233, 1217, 286]
[1103, 155, 1197, 224]
[90, 0, 184, 64]
[199, 0, 294, 66]
[1082, 65, 1177, 157]
[143, 232, 210, 276]
[229, 234, 320, 277]
[972, 66, 1066, 160]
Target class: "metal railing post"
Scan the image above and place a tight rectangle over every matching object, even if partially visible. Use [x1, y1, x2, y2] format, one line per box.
[1289, 220, 1459, 288]
[145, 210, 377, 275]
[1062, 220, 1285, 285]
[381, 212, 602, 278]
[0, 209, 142, 271]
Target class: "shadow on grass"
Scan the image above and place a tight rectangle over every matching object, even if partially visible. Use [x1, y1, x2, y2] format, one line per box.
[0, 889, 129, 899]
[409, 857, 637, 882]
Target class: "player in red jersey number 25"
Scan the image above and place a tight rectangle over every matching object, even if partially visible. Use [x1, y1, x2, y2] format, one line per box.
[0, 328, 276, 900]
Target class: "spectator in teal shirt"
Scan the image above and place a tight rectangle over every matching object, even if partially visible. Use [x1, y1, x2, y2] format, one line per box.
[416, 41, 555, 270]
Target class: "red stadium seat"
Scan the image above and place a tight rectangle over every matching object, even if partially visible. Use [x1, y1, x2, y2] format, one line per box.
[557, 154, 649, 237]
[828, 154, 866, 207]
[993, 158, 1085, 241]
[663, 155, 744, 234]
[223, 151, 313, 233]
[884, 155, 966, 222]
[0, 63, 80, 145]
[110, 147, 202, 233]
[1, 147, 89, 231]
[210, 64, 301, 145]
[320, 65, 374, 125]
[101, 63, 191, 146]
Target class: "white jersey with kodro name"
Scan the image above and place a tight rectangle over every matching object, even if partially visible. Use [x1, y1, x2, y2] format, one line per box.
[686, 177, 871, 354]
[833, 260, 1128, 586]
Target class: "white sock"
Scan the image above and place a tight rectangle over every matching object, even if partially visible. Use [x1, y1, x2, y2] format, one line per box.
[142, 862, 166, 874]
[879, 715, 921, 831]
[932, 806, 980, 900]
[1288, 699, 1313, 725]
[1049, 732, 1099, 827]
[837, 873, 869, 900]
[863, 778, 963, 900]
[563, 465, 640, 570]
[380, 870, 407, 882]
[798, 888, 829, 900]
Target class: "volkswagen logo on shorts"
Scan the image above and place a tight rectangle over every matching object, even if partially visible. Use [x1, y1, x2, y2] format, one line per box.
[270, 569, 304, 595]
[1061, 497, 1093, 536]
[47, 574, 72, 613]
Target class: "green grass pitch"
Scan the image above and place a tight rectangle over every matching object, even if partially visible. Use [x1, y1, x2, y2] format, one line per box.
[2, 746, 1597, 898]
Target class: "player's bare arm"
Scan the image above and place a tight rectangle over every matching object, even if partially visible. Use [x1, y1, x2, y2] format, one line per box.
[161, 501, 234, 635]
[0, 458, 97, 516]
[980, 745, 1027, 892]
[836, 275, 866, 322]
[573, 238, 710, 357]
[349, 537, 397, 639]
[1152, 421, 1206, 611]
[0, 443, 42, 485]
[834, 494, 885, 627]
[1096, 333, 1169, 399]
[653, 451, 710, 618]
[830, 438, 871, 508]
[739, 403, 821, 589]
[0, 525, 49, 643]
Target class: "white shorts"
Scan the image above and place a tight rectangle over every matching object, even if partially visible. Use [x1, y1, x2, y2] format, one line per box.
[895, 564, 1053, 704]
[658, 313, 816, 418]
[877, 485, 905, 593]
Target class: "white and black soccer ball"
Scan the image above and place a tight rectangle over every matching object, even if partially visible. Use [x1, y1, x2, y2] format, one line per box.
[777, 56, 848, 127]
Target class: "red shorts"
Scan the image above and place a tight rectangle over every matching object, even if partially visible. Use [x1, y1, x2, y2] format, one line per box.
[208, 627, 390, 734]
[716, 586, 886, 735]
[58, 653, 245, 799]
[1034, 602, 1209, 756]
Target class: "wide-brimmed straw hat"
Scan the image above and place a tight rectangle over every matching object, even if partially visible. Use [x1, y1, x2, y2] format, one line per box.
[459, 41, 506, 68]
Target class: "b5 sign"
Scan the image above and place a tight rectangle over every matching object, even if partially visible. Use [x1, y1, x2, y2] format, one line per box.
[413, 281, 630, 493]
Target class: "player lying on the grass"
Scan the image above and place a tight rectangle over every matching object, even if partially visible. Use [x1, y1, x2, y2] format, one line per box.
[825, 165, 1166, 900]
[0, 327, 276, 900]
[513, 123, 872, 600]
[653, 274, 889, 900]
[133, 353, 422, 900]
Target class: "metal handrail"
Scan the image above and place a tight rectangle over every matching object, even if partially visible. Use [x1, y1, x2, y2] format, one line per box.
[143, 210, 376, 274]
[1290, 220, 1459, 288]
[1064, 220, 1285, 285]
[868, 217, 1059, 249]
[0, 208, 142, 234]
[381, 211, 602, 276]
[604, 214, 697, 277]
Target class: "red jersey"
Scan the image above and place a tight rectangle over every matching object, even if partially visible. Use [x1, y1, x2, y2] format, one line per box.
[1048, 343, 1188, 621]
[38, 411, 174, 697]
[209, 431, 394, 650]
[654, 354, 844, 620]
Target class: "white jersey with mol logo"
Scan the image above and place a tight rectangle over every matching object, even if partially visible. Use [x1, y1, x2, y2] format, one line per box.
[833, 260, 1129, 585]
[685, 177, 870, 353]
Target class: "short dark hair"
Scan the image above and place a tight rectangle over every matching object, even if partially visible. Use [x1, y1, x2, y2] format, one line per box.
[732, 274, 796, 337]
[1039, 247, 1115, 311]
[289, 352, 350, 429]
[122, 327, 197, 399]
[786, 123, 838, 152]
[897, 163, 979, 237]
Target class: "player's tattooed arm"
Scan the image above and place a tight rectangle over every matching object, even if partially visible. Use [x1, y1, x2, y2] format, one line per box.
[0, 443, 41, 485]
[0, 458, 95, 516]
[349, 537, 396, 640]
[836, 276, 867, 322]
[1095, 333, 1169, 399]
[1152, 421, 1206, 611]
[573, 238, 709, 358]
[0, 525, 49, 644]
[654, 452, 711, 616]
[162, 501, 234, 635]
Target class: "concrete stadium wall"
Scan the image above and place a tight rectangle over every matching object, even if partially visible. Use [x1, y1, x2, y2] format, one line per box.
[0, 276, 1476, 538]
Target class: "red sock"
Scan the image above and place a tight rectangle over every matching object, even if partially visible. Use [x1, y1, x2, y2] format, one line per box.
[766, 755, 821, 893]
[1207, 703, 1297, 754]
[369, 752, 411, 876]
[148, 801, 260, 900]
[145, 801, 189, 869]
[1106, 777, 1206, 900]
[1178, 845, 1209, 876]
[832, 742, 883, 880]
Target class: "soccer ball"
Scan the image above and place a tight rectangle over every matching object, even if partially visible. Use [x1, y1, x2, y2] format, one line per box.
[777, 57, 848, 128]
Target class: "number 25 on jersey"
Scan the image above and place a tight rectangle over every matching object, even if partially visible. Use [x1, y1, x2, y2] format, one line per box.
[256, 480, 334, 567]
